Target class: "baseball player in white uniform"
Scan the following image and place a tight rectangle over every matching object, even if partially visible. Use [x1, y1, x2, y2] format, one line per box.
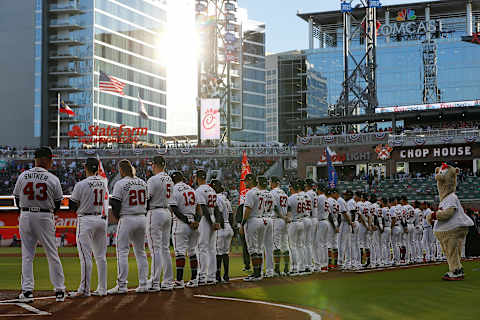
[350, 192, 362, 270]
[69, 158, 108, 297]
[326, 189, 339, 269]
[422, 202, 435, 262]
[400, 197, 415, 264]
[362, 195, 373, 267]
[260, 177, 275, 278]
[304, 179, 317, 273]
[270, 177, 289, 276]
[337, 191, 353, 270]
[146, 156, 174, 291]
[241, 174, 266, 281]
[13, 147, 66, 303]
[296, 180, 311, 274]
[211, 180, 233, 283]
[195, 169, 220, 285]
[316, 185, 329, 272]
[169, 171, 200, 289]
[287, 180, 306, 276]
[413, 201, 424, 263]
[369, 195, 382, 268]
[108, 159, 149, 294]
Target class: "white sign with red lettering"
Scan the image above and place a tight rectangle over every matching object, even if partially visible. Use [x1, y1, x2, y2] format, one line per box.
[200, 99, 220, 140]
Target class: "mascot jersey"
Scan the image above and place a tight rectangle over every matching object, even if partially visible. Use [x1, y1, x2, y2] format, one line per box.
[434, 193, 473, 232]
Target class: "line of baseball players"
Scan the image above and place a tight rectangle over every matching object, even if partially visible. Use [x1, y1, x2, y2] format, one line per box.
[13, 149, 453, 303]
[238, 174, 450, 281]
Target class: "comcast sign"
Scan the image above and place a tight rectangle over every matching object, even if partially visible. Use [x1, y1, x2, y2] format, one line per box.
[378, 8, 439, 37]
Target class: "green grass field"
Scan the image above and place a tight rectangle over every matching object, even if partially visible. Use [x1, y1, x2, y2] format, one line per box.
[0, 246, 247, 291]
[215, 261, 480, 320]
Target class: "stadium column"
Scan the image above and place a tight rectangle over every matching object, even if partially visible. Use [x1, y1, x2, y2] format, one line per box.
[308, 17, 314, 50]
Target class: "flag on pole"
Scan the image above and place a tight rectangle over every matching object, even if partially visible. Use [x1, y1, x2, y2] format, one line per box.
[239, 150, 251, 205]
[99, 71, 126, 95]
[59, 100, 75, 117]
[137, 94, 150, 120]
[326, 147, 338, 189]
[96, 154, 109, 219]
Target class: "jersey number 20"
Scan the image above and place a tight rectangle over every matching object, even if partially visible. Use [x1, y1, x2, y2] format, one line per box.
[129, 190, 146, 206]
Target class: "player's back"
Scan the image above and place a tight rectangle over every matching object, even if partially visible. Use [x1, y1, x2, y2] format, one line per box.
[196, 184, 217, 214]
[71, 175, 106, 215]
[170, 182, 197, 217]
[14, 167, 63, 211]
[112, 176, 147, 216]
[147, 172, 173, 208]
[262, 190, 274, 218]
[317, 194, 328, 220]
[271, 187, 288, 218]
[288, 193, 304, 221]
[217, 193, 230, 222]
[244, 187, 262, 218]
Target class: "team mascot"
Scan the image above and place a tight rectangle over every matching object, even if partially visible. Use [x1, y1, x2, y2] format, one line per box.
[427, 163, 474, 280]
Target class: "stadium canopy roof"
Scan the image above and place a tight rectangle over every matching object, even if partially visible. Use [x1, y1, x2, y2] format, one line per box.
[297, 0, 478, 26]
[289, 106, 480, 127]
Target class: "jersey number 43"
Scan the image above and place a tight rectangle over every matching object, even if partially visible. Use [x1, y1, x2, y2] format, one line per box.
[23, 182, 47, 201]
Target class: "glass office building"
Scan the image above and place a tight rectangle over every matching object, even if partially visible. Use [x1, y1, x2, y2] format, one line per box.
[231, 19, 266, 143]
[299, 0, 480, 118]
[45, 0, 167, 147]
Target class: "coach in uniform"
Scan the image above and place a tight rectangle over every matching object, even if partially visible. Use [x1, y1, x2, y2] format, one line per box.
[69, 158, 108, 297]
[169, 171, 201, 289]
[146, 156, 174, 291]
[13, 147, 66, 302]
[108, 159, 149, 294]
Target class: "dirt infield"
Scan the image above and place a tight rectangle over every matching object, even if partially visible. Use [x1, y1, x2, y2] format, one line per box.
[0, 280, 323, 320]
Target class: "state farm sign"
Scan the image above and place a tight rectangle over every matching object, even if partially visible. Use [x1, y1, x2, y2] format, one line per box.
[400, 146, 472, 159]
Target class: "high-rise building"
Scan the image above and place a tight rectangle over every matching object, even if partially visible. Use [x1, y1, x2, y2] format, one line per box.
[0, 0, 168, 148]
[265, 51, 308, 145]
[231, 16, 266, 143]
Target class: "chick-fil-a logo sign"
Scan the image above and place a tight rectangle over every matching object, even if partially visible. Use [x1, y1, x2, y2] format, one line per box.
[200, 99, 220, 140]
[68, 125, 148, 144]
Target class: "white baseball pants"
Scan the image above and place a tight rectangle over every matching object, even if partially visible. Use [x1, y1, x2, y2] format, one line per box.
[146, 209, 173, 287]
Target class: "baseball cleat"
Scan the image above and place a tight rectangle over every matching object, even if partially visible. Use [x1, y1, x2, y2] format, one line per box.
[68, 291, 91, 298]
[206, 280, 217, 286]
[197, 279, 207, 286]
[135, 286, 148, 293]
[222, 276, 230, 284]
[107, 285, 128, 295]
[264, 273, 274, 278]
[55, 291, 66, 302]
[185, 279, 198, 288]
[91, 290, 107, 297]
[243, 275, 256, 282]
[242, 266, 251, 272]
[18, 291, 34, 303]
[173, 280, 184, 289]
[320, 267, 328, 273]
[160, 284, 174, 291]
[147, 286, 161, 292]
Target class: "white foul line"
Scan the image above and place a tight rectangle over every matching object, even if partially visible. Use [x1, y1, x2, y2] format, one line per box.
[195, 294, 321, 320]
[0, 303, 50, 317]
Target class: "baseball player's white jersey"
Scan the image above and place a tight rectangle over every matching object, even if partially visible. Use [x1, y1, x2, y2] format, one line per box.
[146, 171, 174, 289]
[70, 175, 108, 295]
[169, 181, 199, 257]
[348, 199, 361, 269]
[370, 203, 382, 267]
[326, 197, 339, 249]
[13, 167, 65, 293]
[287, 193, 306, 273]
[403, 204, 415, 263]
[244, 187, 266, 255]
[262, 190, 275, 276]
[414, 208, 424, 262]
[381, 206, 394, 265]
[303, 190, 317, 271]
[316, 194, 329, 270]
[422, 208, 435, 261]
[337, 197, 351, 268]
[271, 188, 289, 254]
[111, 176, 149, 289]
[216, 193, 234, 255]
[391, 205, 403, 264]
[196, 184, 218, 283]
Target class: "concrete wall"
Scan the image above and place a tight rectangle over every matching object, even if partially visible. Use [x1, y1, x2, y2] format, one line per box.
[0, 0, 38, 147]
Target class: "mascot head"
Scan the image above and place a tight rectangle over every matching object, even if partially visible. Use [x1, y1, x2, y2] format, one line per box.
[435, 163, 459, 201]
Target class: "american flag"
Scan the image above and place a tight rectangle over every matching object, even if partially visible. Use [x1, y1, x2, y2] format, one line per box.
[99, 71, 125, 95]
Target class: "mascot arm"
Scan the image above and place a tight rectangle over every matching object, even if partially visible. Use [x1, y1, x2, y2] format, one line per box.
[436, 207, 455, 221]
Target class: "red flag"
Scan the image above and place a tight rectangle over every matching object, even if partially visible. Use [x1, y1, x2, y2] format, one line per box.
[239, 150, 251, 205]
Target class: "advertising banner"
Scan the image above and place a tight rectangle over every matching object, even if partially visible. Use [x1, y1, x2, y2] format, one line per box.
[200, 99, 220, 140]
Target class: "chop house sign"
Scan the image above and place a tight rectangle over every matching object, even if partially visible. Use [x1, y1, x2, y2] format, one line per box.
[400, 146, 472, 159]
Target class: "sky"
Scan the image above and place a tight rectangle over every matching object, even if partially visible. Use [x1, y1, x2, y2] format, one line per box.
[239, 0, 435, 54]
